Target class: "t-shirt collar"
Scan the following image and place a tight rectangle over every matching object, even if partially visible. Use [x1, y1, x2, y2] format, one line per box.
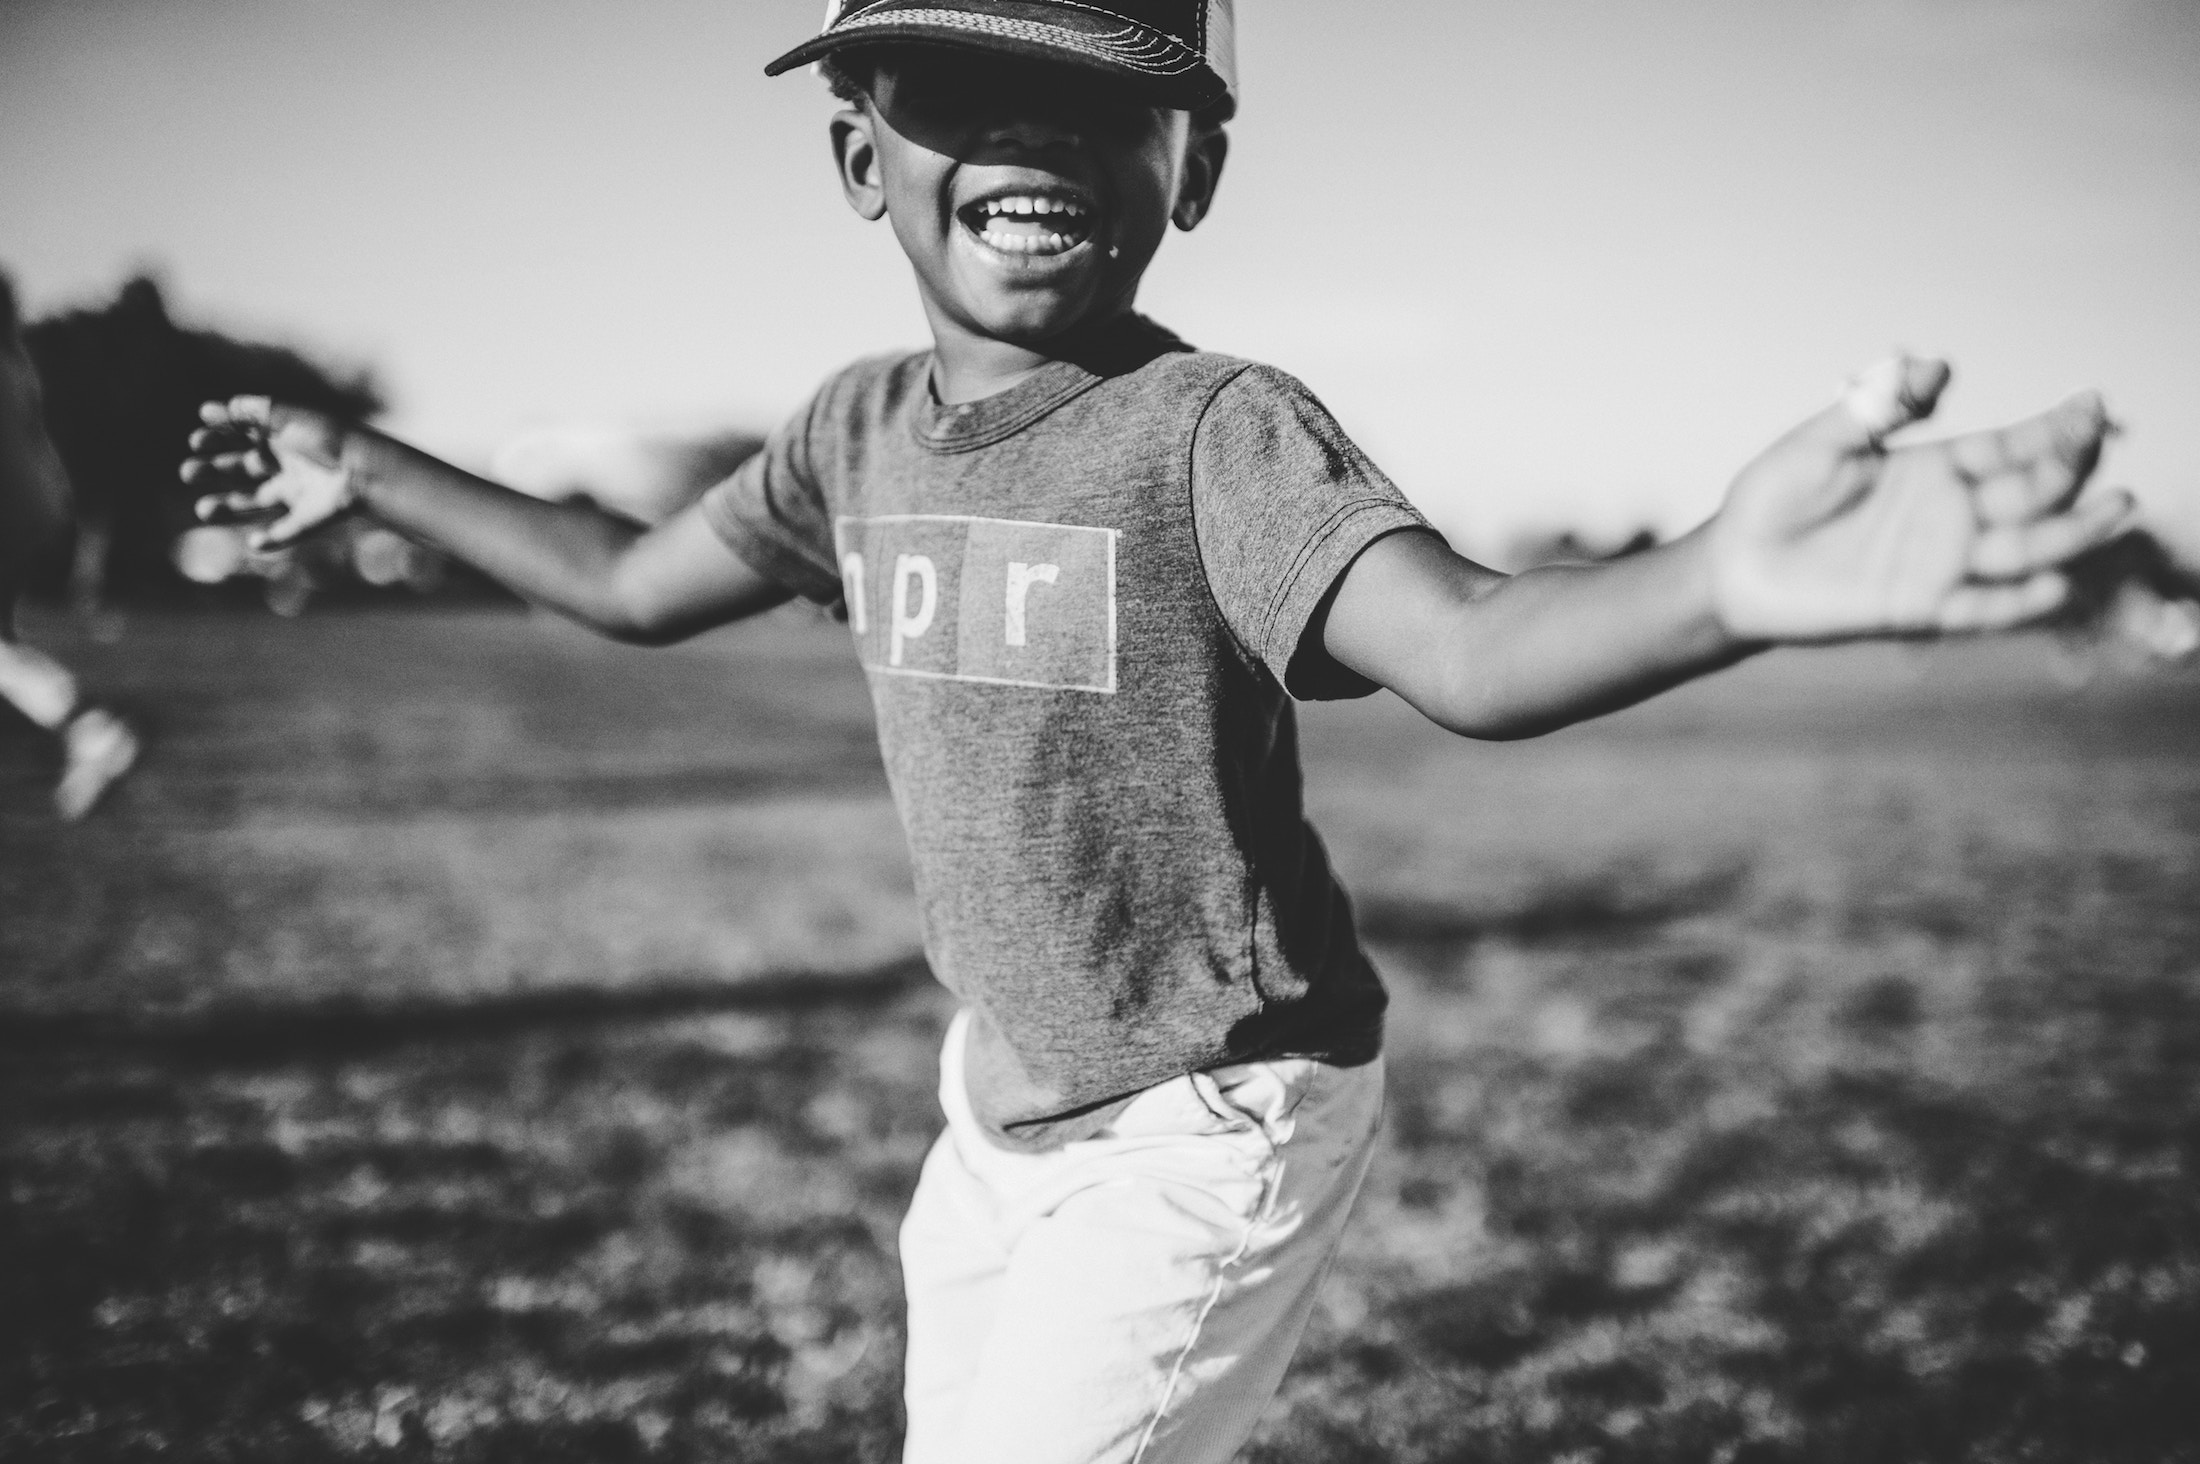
[912, 315, 1193, 454]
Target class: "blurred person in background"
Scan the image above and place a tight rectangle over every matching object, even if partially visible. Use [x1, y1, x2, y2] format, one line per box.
[0, 273, 139, 820]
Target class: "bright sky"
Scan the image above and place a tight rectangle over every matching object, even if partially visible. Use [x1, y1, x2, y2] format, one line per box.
[4, 0, 2196, 559]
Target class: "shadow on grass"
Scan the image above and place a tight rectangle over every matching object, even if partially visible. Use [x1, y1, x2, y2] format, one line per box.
[1354, 861, 1750, 951]
[0, 956, 933, 1066]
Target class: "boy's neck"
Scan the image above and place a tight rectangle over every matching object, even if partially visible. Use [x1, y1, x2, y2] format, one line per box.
[924, 300, 1144, 406]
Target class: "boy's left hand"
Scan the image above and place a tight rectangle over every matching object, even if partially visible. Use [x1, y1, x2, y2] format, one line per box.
[1710, 357, 2134, 642]
[180, 397, 358, 550]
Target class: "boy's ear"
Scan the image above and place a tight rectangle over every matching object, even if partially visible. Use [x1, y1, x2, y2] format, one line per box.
[1172, 125, 1228, 232]
[830, 106, 890, 222]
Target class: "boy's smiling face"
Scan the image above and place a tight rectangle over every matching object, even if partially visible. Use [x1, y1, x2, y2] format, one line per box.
[830, 48, 1226, 370]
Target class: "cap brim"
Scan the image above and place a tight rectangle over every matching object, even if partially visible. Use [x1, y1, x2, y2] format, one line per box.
[765, 3, 1232, 117]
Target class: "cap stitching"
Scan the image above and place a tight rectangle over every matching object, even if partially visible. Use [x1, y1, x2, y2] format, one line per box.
[832, 11, 1179, 63]
[827, 11, 1201, 75]
[834, 0, 1200, 49]
[965, 0, 1183, 40]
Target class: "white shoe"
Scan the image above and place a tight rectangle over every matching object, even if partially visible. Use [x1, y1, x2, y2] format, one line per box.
[55, 708, 139, 820]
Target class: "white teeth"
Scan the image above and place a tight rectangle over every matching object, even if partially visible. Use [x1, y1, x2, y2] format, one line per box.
[977, 227, 1077, 254]
[978, 194, 1087, 219]
[969, 191, 1092, 256]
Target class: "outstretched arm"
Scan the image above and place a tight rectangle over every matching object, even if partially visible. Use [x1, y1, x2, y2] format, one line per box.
[181, 398, 790, 643]
[1321, 358, 2133, 740]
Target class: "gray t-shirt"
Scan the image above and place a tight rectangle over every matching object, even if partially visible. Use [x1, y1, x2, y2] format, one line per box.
[703, 317, 1430, 1150]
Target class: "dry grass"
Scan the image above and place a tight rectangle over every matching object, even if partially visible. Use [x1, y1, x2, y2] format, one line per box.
[4, 607, 2196, 1462]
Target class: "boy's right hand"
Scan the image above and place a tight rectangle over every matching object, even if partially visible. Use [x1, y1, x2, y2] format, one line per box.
[180, 397, 359, 549]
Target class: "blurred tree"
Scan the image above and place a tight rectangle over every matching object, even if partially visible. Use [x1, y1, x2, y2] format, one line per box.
[20, 274, 383, 602]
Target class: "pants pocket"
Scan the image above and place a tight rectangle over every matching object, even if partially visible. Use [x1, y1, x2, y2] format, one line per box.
[1103, 1072, 1249, 1142]
[1200, 1058, 1325, 1144]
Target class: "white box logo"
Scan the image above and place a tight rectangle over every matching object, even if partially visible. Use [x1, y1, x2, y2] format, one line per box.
[834, 514, 1118, 694]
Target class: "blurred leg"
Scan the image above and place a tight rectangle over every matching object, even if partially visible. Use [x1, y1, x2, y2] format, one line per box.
[0, 620, 79, 730]
[0, 602, 139, 818]
[54, 704, 138, 819]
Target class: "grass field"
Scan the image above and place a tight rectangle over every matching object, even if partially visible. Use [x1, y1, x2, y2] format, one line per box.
[4, 604, 2197, 1462]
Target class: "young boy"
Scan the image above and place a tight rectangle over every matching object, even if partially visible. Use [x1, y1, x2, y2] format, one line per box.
[1, 275, 139, 820]
[182, 4, 2135, 1459]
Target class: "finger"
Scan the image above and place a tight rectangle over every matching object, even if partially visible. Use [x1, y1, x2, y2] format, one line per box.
[1967, 490, 2135, 579]
[205, 491, 243, 520]
[1838, 354, 1952, 446]
[1947, 391, 2109, 508]
[187, 424, 257, 454]
[1935, 573, 2069, 633]
[216, 445, 281, 478]
[1781, 355, 1950, 461]
[197, 398, 262, 429]
[179, 455, 265, 490]
[197, 485, 284, 518]
[218, 395, 275, 429]
[194, 490, 269, 522]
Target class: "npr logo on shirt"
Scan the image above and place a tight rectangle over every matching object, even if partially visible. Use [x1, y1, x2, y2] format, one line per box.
[833, 514, 1118, 694]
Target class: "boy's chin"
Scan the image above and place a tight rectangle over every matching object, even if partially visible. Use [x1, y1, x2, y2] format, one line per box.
[938, 251, 1123, 346]
[957, 290, 1117, 350]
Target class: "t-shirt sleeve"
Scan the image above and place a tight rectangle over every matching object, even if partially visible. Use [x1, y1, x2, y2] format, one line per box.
[1190, 364, 1433, 699]
[699, 386, 845, 605]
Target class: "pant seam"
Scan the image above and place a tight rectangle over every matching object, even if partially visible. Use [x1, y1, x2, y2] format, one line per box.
[1128, 1141, 1282, 1463]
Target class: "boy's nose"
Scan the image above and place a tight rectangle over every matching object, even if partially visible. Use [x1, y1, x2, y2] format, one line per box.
[982, 108, 1083, 153]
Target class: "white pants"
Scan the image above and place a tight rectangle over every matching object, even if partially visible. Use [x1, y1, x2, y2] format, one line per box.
[898, 1010, 1384, 1464]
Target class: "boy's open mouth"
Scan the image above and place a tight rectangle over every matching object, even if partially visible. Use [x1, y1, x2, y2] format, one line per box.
[957, 192, 1097, 258]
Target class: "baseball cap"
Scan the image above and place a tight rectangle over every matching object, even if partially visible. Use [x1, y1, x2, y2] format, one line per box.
[765, 1, 1238, 118]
